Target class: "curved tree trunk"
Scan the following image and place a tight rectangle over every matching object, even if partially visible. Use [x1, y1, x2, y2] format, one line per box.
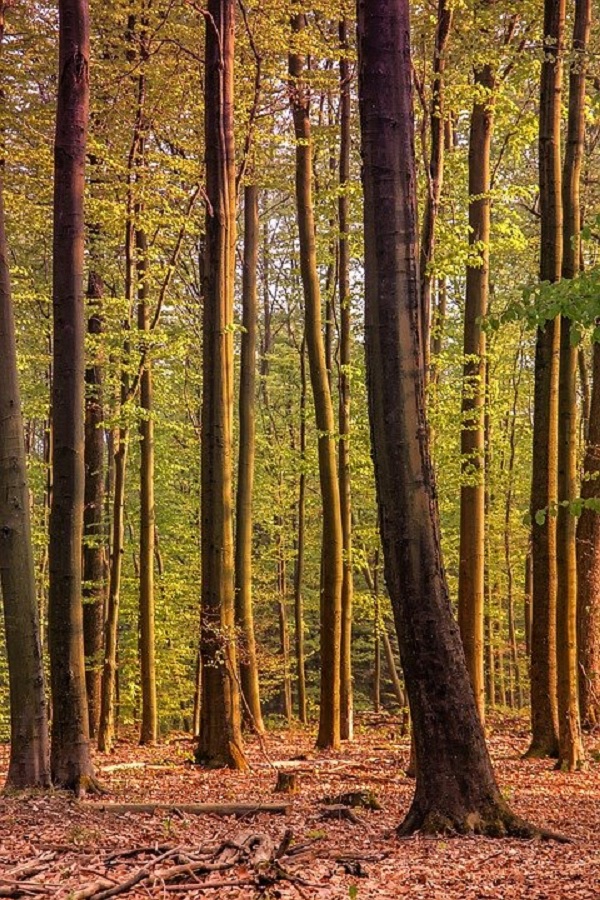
[289, 12, 343, 751]
[358, 0, 535, 836]
[0, 164, 50, 790]
[196, 0, 246, 770]
[48, 0, 96, 792]
[234, 182, 264, 733]
[526, 0, 565, 760]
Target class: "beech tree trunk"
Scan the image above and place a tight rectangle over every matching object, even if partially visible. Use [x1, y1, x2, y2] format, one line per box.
[196, 0, 246, 769]
[556, 0, 590, 769]
[526, 0, 565, 759]
[458, 56, 495, 724]
[338, 18, 353, 742]
[234, 182, 264, 733]
[83, 271, 107, 739]
[293, 338, 308, 724]
[48, 0, 96, 791]
[289, 12, 343, 751]
[358, 0, 531, 836]
[0, 163, 50, 789]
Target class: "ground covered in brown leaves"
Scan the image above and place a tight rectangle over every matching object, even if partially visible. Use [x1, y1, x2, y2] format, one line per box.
[0, 714, 598, 899]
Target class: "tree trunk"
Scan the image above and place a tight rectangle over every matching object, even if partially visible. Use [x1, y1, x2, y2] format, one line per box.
[556, 0, 590, 769]
[526, 0, 565, 760]
[83, 271, 107, 739]
[420, 0, 452, 364]
[293, 338, 308, 725]
[358, 0, 532, 836]
[458, 57, 495, 724]
[276, 512, 292, 724]
[234, 182, 264, 733]
[196, 0, 246, 770]
[338, 18, 353, 742]
[48, 0, 96, 792]
[289, 13, 343, 751]
[0, 163, 50, 789]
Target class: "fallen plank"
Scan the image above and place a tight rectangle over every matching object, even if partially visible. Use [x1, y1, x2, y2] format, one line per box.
[82, 802, 290, 817]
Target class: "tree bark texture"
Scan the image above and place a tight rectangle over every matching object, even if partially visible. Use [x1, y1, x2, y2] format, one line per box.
[48, 0, 96, 791]
[358, 0, 529, 836]
[196, 0, 246, 769]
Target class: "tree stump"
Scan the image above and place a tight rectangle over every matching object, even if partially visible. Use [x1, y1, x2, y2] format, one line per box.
[274, 772, 300, 794]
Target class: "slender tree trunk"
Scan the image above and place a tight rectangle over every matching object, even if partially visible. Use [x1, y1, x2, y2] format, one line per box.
[524, 551, 532, 658]
[526, 0, 565, 759]
[338, 18, 353, 742]
[556, 0, 590, 769]
[137, 217, 158, 745]
[373, 560, 381, 713]
[48, 0, 96, 792]
[276, 511, 292, 723]
[0, 162, 50, 789]
[83, 271, 107, 739]
[234, 183, 264, 733]
[196, 0, 246, 770]
[293, 338, 308, 724]
[358, 0, 533, 836]
[420, 0, 452, 363]
[458, 55, 495, 724]
[289, 13, 343, 751]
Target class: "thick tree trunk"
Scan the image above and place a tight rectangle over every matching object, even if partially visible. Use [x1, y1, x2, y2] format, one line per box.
[556, 0, 590, 769]
[196, 0, 246, 770]
[338, 18, 353, 742]
[83, 271, 107, 739]
[526, 0, 565, 760]
[234, 183, 264, 733]
[0, 170, 50, 789]
[358, 0, 532, 836]
[289, 13, 343, 751]
[458, 59, 495, 724]
[48, 0, 96, 792]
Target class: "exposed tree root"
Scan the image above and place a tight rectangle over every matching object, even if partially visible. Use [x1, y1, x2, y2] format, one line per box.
[397, 804, 572, 843]
[522, 741, 559, 760]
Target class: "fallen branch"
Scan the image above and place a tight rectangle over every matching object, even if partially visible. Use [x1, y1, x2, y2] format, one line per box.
[84, 802, 289, 818]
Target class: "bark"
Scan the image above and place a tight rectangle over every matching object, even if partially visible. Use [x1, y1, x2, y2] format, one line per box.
[196, 0, 246, 770]
[526, 0, 565, 760]
[0, 160, 50, 789]
[83, 271, 107, 739]
[234, 183, 264, 733]
[289, 12, 343, 751]
[420, 0, 452, 363]
[276, 512, 292, 723]
[293, 339, 308, 724]
[48, 0, 96, 791]
[556, 0, 590, 768]
[358, 0, 533, 836]
[338, 18, 353, 742]
[458, 56, 495, 724]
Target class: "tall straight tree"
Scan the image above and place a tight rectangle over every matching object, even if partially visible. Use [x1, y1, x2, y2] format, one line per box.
[0, 80, 50, 787]
[289, 11, 344, 751]
[358, 0, 539, 835]
[195, 0, 246, 769]
[556, 0, 590, 770]
[526, 0, 565, 759]
[234, 181, 264, 733]
[48, 0, 97, 791]
[457, 4, 496, 724]
[338, 17, 354, 742]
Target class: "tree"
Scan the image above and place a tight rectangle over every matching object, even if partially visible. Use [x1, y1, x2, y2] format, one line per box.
[235, 182, 265, 733]
[357, 0, 536, 836]
[195, 0, 246, 770]
[289, 11, 344, 751]
[526, 0, 565, 760]
[48, 0, 97, 792]
[0, 55, 50, 785]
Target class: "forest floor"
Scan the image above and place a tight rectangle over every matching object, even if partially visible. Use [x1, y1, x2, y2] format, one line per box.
[0, 713, 599, 899]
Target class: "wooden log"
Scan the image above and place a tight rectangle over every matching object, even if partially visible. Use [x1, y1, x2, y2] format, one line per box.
[82, 802, 289, 817]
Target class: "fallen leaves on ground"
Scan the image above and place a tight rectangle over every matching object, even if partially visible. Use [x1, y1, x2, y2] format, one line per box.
[0, 713, 598, 899]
